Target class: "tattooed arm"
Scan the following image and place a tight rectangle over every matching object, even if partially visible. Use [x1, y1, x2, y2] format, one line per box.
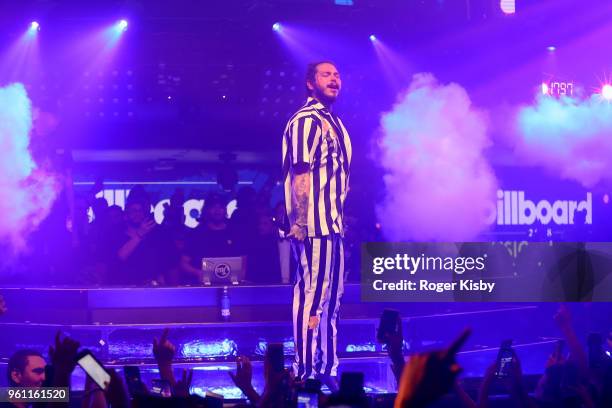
[287, 170, 310, 241]
[286, 115, 320, 241]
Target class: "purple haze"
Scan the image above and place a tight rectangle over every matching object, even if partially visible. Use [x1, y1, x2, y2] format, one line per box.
[376, 73, 498, 241]
[515, 94, 612, 188]
[0, 83, 58, 251]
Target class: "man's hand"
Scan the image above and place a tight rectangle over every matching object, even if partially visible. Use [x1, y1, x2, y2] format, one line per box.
[229, 356, 260, 403]
[308, 316, 320, 330]
[105, 368, 130, 408]
[287, 224, 308, 241]
[229, 356, 253, 391]
[395, 328, 470, 408]
[173, 368, 193, 398]
[553, 304, 572, 330]
[137, 219, 156, 238]
[49, 331, 80, 375]
[545, 346, 565, 368]
[500, 352, 524, 392]
[153, 328, 175, 365]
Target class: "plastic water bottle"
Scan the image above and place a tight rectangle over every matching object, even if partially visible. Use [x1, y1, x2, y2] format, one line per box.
[220, 286, 230, 321]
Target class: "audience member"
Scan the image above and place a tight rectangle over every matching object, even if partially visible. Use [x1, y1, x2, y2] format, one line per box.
[108, 191, 178, 285]
[245, 211, 282, 284]
[394, 329, 470, 408]
[181, 194, 244, 282]
[7, 350, 46, 388]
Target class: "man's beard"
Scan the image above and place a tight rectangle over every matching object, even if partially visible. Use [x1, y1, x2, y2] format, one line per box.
[313, 87, 337, 105]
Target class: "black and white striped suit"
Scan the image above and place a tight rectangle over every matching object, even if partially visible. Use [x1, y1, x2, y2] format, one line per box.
[282, 97, 352, 379]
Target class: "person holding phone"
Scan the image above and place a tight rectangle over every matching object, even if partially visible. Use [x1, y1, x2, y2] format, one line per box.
[109, 192, 177, 285]
[282, 61, 352, 388]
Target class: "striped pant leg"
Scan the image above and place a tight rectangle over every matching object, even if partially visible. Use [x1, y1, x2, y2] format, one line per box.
[292, 236, 334, 380]
[315, 235, 344, 377]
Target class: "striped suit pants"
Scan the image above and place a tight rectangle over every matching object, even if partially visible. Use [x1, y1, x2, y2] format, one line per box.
[292, 234, 344, 379]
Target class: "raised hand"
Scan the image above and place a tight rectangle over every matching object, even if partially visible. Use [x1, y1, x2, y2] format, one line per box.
[173, 368, 193, 398]
[553, 304, 572, 330]
[395, 328, 470, 408]
[153, 328, 175, 365]
[229, 356, 260, 404]
[105, 368, 130, 408]
[49, 331, 80, 375]
[137, 219, 156, 238]
[229, 356, 254, 391]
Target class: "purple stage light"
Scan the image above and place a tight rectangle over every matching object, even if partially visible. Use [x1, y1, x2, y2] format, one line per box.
[500, 0, 516, 14]
[369, 34, 377, 41]
[547, 46, 556, 52]
[601, 84, 612, 100]
[272, 22, 281, 32]
[30, 21, 40, 32]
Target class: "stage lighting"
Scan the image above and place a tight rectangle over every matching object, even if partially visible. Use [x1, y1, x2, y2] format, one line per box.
[547, 46, 556, 52]
[118, 19, 128, 31]
[369, 34, 377, 41]
[29, 21, 40, 31]
[500, 0, 515, 14]
[272, 22, 281, 32]
[602, 84, 612, 100]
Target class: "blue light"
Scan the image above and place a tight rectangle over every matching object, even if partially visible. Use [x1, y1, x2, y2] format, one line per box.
[181, 339, 237, 358]
[369, 34, 377, 41]
[29, 21, 40, 32]
[345, 342, 377, 353]
[335, 0, 354, 5]
[272, 22, 281, 32]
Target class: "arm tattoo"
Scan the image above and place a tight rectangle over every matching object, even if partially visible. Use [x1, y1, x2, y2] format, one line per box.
[292, 172, 310, 225]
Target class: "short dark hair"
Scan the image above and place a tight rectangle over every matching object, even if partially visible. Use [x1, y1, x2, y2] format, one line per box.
[7, 350, 44, 386]
[305, 61, 337, 97]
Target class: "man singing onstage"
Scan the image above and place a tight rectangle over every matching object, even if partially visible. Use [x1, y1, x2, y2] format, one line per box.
[282, 61, 352, 388]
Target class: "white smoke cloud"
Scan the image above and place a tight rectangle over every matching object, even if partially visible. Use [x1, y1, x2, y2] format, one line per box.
[0, 83, 58, 251]
[516, 94, 612, 187]
[377, 73, 498, 241]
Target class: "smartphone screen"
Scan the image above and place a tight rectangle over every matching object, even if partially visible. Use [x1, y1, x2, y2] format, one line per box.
[267, 343, 285, 373]
[495, 340, 514, 378]
[77, 353, 111, 389]
[377, 309, 400, 343]
[150, 379, 172, 398]
[124, 366, 143, 397]
[297, 392, 318, 408]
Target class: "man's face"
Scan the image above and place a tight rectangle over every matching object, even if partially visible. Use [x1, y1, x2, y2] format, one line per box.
[308, 63, 341, 103]
[126, 203, 147, 226]
[205, 203, 227, 224]
[12, 355, 46, 387]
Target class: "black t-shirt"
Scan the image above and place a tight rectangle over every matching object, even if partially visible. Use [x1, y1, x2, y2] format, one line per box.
[110, 226, 178, 285]
[186, 225, 244, 268]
